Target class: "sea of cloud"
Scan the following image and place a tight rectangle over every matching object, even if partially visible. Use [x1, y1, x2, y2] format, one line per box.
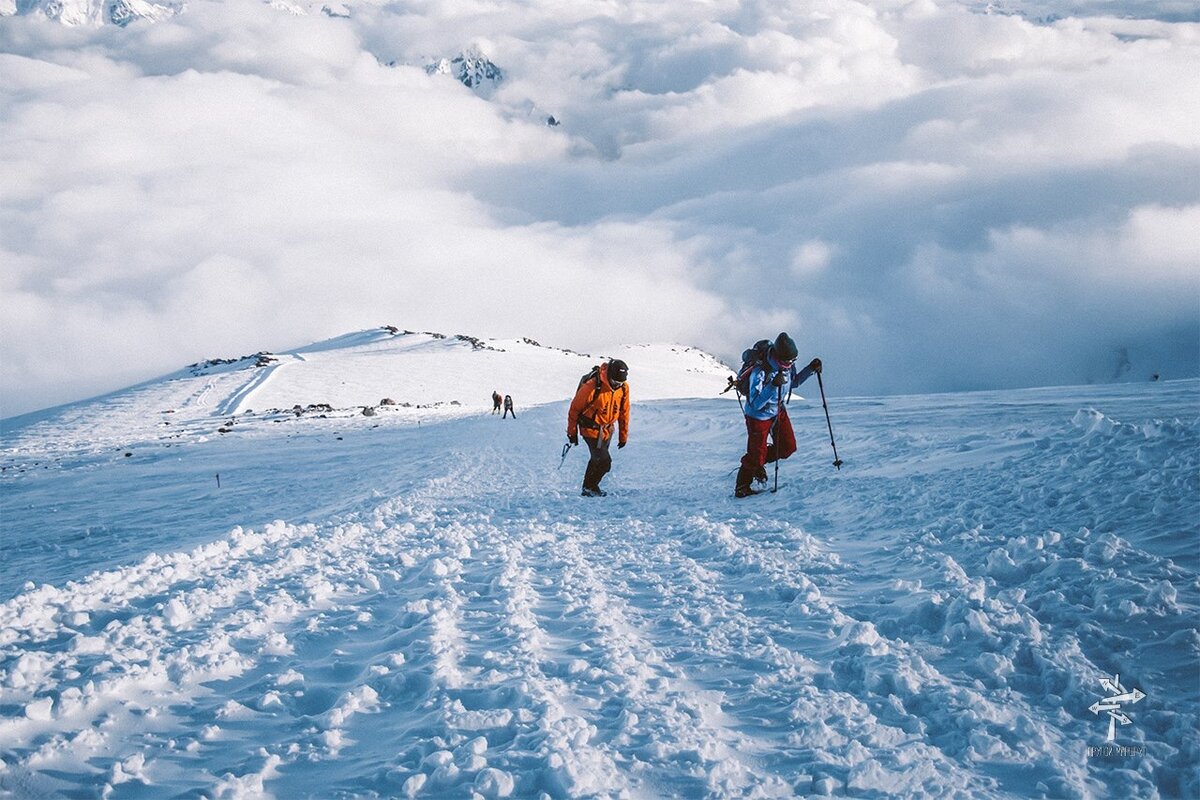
[1, 0, 1197, 415]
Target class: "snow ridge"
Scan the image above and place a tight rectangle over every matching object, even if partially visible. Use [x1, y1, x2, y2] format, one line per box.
[1, 327, 733, 465]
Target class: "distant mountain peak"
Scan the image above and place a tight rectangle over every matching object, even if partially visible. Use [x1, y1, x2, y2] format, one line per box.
[425, 47, 503, 90]
[1, 0, 356, 24]
[3, 0, 180, 26]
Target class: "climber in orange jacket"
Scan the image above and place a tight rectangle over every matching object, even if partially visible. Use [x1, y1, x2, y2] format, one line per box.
[566, 359, 629, 497]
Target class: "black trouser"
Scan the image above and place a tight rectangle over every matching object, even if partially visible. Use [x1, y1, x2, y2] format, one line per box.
[583, 434, 612, 488]
[503, 406, 515, 418]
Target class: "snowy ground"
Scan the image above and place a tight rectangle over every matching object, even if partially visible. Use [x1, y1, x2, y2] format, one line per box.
[0, 343, 1196, 798]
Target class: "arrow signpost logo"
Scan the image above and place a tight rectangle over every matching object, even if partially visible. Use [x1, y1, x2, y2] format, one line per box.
[1089, 673, 1145, 742]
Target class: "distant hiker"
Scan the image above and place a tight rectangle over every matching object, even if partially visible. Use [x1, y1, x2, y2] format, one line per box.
[503, 395, 515, 419]
[492, 391, 503, 414]
[734, 332, 821, 498]
[567, 359, 630, 497]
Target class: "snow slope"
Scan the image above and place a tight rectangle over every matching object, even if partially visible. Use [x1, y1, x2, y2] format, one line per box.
[0, 328, 731, 468]
[0, 336, 1196, 798]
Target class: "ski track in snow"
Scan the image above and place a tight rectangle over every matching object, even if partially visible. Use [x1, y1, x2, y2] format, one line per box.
[213, 358, 291, 419]
[0, 379, 1197, 798]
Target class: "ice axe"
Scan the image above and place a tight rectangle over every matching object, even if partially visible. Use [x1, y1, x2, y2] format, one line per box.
[558, 440, 573, 469]
[816, 371, 842, 470]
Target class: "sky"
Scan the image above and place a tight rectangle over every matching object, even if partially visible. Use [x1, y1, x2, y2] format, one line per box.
[1, 0, 1198, 417]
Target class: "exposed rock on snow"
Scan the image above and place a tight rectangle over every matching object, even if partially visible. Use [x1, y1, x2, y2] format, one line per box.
[188, 352, 277, 377]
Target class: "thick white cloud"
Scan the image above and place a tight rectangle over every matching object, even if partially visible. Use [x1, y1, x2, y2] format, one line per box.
[1, 0, 1197, 416]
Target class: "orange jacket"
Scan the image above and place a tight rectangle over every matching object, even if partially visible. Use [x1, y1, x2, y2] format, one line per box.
[567, 363, 630, 444]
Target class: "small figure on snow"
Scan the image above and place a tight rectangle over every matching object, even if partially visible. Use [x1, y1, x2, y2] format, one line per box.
[734, 332, 821, 498]
[492, 391, 503, 414]
[503, 394, 516, 419]
[567, 359, 629, 497]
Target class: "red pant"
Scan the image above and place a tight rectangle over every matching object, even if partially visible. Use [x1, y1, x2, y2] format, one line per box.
[741, 407, 796, 470]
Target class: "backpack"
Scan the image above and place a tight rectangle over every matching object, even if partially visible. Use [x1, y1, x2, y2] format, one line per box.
[578, 366, 603, 403]
[734, 340, 772, 397]
[578, 365, 625, 405]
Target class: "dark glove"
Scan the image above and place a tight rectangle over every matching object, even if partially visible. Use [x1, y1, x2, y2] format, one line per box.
[568, 433, 578, 446]
[618, 440, 626, 449]
[771, 372, 786, 387]
[808, 358, 822, 373]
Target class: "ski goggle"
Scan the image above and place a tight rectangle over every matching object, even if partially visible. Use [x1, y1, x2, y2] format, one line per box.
[776, 359, 793, 369]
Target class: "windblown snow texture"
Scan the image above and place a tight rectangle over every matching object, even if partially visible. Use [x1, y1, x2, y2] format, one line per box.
[0, 335, 1196, 798]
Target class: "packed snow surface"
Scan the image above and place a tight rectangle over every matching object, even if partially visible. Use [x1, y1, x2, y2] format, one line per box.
[0, 333, 1196, 798]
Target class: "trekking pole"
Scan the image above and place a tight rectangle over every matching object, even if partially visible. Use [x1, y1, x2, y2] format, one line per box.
[816, 372, 843, 470]
[771, 382, 782, 493]
[558, 441, 573, 470]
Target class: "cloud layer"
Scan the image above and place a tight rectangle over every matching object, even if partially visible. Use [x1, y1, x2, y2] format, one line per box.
[1, 0, 1197, 415]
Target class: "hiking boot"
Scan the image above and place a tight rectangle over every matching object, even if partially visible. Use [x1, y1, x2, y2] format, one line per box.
[734, 467, 758, 498]
[581, 485, 608, 497]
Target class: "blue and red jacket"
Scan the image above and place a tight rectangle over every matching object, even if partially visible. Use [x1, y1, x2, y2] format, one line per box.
[744, 355, 816, 421]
